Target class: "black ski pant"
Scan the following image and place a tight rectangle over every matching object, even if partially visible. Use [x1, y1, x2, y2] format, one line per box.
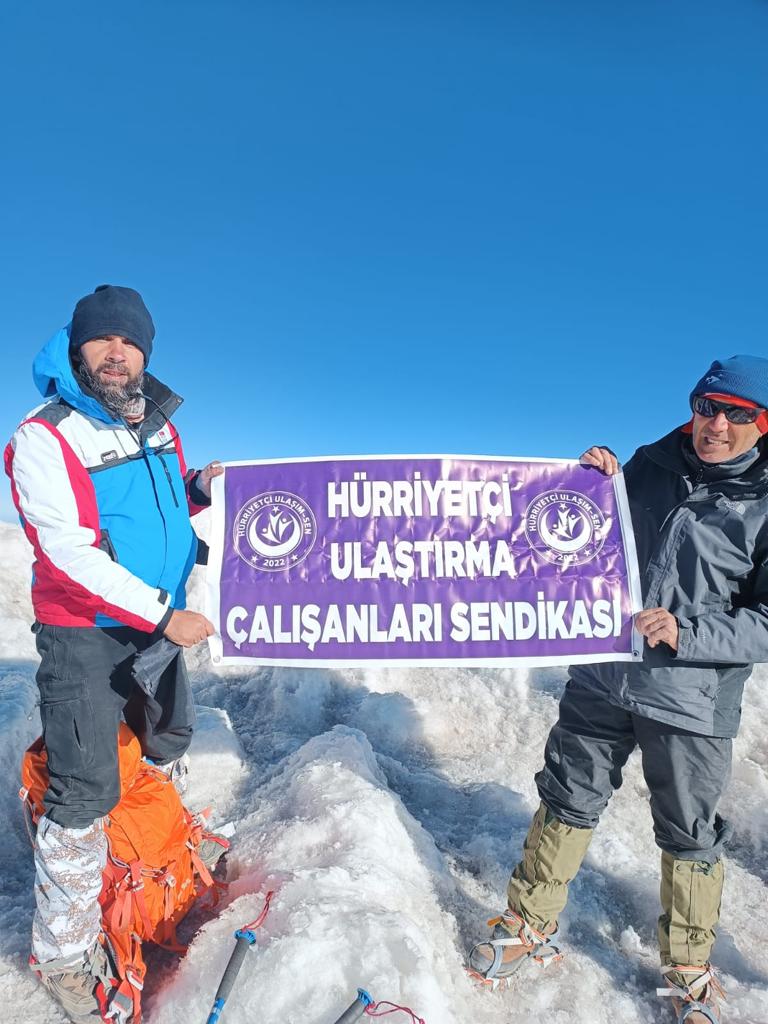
[34, 623, 195, 829]
[535, 679, 732, 862]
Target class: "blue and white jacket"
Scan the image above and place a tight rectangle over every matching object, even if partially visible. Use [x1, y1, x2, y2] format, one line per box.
[5, 328, 208, 632]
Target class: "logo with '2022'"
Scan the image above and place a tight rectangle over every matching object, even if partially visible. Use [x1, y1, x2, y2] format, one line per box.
[233, 491, 317, 571]
[525, 489, 607, 567]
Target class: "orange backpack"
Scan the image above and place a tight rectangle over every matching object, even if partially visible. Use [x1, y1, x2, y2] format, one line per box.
[21, 723, 228, 1023]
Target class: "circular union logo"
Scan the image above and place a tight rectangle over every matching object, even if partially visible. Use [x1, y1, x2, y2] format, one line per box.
[233, 491, 317, 571]
[525, 489, 606, 566]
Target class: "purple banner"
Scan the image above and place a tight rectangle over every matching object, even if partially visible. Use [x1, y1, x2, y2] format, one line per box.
[206, 456, 642, 667]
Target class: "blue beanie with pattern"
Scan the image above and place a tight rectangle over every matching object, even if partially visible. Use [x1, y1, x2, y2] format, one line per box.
[690, 355, 768, 410]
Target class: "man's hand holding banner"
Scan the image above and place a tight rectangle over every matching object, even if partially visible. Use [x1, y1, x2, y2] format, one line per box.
[206, 455, 642, 667]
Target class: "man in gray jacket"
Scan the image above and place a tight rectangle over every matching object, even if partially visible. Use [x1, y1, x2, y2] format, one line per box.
[469, 355, 768, 1024]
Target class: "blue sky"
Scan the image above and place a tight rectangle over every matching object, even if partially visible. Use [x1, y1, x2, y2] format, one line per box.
[2, 1, 766, 521]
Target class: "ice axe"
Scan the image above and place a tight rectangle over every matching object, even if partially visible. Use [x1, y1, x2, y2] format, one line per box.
[205, 891, 274, 1024]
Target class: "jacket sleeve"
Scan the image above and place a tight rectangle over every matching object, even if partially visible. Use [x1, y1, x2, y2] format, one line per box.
[7, 419, 173, 632]
[676, 549, 768, 664]
[185, 469, 211, 512]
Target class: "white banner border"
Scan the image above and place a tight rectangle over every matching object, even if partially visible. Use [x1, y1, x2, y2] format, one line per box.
[205, 454, 644, 669]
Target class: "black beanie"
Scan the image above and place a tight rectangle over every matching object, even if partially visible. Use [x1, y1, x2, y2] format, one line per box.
[70, 285, 155, 365]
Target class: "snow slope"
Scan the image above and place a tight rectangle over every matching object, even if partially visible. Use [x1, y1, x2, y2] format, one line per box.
[1, 518, 766, 1024]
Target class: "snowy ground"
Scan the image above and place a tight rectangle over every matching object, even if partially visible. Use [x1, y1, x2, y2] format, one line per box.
[1, 519, 767, 1024]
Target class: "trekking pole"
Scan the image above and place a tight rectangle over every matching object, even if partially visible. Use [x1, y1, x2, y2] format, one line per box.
[205, 891, 274, 1024]
[331, 990, 426, 1024]
[331, 988, 375, 1023]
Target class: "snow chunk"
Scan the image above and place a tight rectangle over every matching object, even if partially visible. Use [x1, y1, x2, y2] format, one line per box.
[150, 726, 459, 1024]
[185, 705, 248, 824]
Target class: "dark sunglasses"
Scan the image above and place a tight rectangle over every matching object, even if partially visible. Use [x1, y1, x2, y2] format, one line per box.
[691, 395, 763, 425]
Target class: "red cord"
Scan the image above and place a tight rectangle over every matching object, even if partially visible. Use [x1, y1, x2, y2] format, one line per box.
[365, 1001, 426, 1023]
[241, 890, 274, 930]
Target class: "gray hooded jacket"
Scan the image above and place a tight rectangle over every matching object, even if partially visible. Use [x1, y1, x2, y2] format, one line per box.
[570, 429, 768, 737]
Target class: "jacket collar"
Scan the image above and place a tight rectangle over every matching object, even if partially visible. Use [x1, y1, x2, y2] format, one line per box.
[640, 428, 768, 497]
[136, 374, 183, 441]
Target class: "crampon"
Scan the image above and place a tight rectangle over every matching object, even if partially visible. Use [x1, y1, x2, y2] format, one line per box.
[465, 908, 562, 991]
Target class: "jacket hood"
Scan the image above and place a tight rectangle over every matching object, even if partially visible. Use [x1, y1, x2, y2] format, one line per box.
[32, 326, 119, 424]
[32, 325, 183, 436]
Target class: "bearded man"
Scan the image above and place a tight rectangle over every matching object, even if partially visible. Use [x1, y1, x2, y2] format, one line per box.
[468, 355, 768, 1024]
[5, 284, 222, 1022]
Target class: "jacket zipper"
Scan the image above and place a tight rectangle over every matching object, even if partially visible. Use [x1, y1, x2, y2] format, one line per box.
[644, 474, 711, 606]
[123, 420, 171, 574]
[158, 452, 180, 508]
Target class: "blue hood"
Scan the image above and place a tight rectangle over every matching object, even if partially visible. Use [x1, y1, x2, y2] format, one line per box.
[33, 326, 119, 424]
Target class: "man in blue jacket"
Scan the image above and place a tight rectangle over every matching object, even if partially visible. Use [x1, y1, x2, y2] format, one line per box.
[6, 285, 222, 1022]
[468, 355, 768, 1024]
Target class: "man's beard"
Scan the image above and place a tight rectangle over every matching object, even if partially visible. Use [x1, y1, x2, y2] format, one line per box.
[78, 361, 147, 420]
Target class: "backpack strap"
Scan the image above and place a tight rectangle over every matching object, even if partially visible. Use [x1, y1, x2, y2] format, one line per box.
[18, 787, 38, 847]
[106, 933, 145, 1024]
[102, 859, 132, 935]
[188, 843, 214, 889]
[106, 859, 155, 937]
[128, 861, 154, 937]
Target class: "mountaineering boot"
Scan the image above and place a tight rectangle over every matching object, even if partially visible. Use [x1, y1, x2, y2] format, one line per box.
[197, 831, 231, 871]
[146, 753, 190, 796]
[657, 964, 725, 1023]
[657, 852, 726, 1023]
[31, 937, 120, 1024]
[188, 807, 234, 874]
[467, 803, 593, 986]
[466, 908, 560, 988]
